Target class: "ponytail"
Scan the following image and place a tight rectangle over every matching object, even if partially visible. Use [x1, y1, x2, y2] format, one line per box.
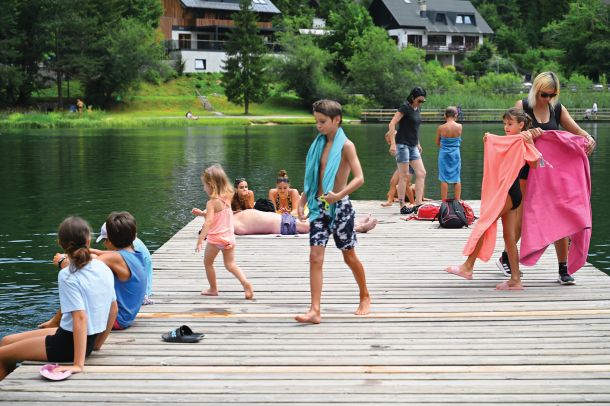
[58, 216, 92, 271]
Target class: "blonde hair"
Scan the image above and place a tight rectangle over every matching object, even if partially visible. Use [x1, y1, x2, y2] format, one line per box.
[528, 71, 560, 109]
[201, 164, 234, 200]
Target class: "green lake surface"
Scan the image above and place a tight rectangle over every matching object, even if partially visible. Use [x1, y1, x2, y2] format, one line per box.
[1, 122, 608, 335]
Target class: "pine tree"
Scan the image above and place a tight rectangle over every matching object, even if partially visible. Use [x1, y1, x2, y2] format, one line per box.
[222, 0, 269, 115]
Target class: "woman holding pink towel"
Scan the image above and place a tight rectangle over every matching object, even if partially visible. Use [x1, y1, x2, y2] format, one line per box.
[496, 71, 596, 285]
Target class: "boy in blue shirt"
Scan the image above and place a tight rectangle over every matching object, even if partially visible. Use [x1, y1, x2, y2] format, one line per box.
[40, 212, 147, 330]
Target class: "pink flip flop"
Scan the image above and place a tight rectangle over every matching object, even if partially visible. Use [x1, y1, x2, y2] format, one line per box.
[445, 265, 473, 280]
[39, 364, 72, 381]
[495, 280, 524, 291]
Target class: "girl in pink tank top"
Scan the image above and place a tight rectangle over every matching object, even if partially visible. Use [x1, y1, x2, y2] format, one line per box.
[195, 165, 253, 300]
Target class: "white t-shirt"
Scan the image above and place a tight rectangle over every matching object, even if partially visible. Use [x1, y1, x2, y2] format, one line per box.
[59, 259, 116, 335]
[592, 103, 598, 113]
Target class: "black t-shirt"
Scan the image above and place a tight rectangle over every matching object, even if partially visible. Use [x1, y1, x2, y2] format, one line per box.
[522, 98, 562, 131]
[395, 103, 422, 147]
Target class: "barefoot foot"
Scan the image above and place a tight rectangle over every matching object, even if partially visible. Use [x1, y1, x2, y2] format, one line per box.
[380, 201, 393, 207]
[295, 310, 321, 324]
[355, 296, 371, 315]
[495, 280, 523, 290]
[201, 289, 219, 296]
[243, 282, 254, 300]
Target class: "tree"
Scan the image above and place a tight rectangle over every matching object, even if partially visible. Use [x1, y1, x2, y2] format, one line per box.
[0, 0, 25, 107]
[463, 43, 495, 77]
[221, 0, 270, 114]
[542, 0, 610, 79]
[346, 27, 423, 107]
[273, 32, 345, 107]
[319, 1, 374, 77]
[81, 18, 166, 107]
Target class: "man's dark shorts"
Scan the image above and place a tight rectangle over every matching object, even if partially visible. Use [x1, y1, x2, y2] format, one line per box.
[309, 196, 357, 250]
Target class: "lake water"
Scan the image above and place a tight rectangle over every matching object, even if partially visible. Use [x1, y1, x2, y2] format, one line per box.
[1, 122, 608, 335]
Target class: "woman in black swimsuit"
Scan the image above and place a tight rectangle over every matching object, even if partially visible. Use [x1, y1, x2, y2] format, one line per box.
[496, 71, 596, 285]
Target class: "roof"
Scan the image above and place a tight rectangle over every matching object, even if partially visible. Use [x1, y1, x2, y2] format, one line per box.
[180, 0, 281, 14]
[375, 0, 493, 34]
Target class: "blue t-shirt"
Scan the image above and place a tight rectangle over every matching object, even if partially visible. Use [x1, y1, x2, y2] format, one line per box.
[59, 259, 116, 335]
[114, 249, 147, 328]
[133, 238, 153, 297]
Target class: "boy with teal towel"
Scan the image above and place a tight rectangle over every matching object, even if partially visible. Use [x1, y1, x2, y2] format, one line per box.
[295, 100, 371, 324]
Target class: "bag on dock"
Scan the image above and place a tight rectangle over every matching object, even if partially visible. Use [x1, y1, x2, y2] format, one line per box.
[438, 199, 469, 228]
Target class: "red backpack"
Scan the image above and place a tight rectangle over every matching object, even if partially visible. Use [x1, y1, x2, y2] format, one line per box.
[460, 201, 475, 225]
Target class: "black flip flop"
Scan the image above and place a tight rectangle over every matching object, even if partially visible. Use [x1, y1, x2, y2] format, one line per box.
[162, 325, 204, 343]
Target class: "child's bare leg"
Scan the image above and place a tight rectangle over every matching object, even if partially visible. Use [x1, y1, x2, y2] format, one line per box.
[554, 238, 569, 263]
[405, 175, 415, 205]
[454, 182, 461, 201]
[222, 247, 253, 300]
[295, 246, 325, 324]
[411, 159, 426, 206]
[396, 163, 411, 209]
[342, 248, 371, 315]
[447, 197, 512, 278]
[0, 332, 49, 380]
[440, 182, 448, 201]
[202, 244, 220, 296]
[499, 207, 523, 290]
[381, 170, 399, 206]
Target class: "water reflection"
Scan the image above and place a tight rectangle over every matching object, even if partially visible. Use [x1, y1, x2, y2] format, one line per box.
[0, 123, 608, 335]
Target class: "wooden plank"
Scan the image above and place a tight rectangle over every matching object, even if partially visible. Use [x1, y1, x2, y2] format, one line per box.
[2, 200, 609, 404]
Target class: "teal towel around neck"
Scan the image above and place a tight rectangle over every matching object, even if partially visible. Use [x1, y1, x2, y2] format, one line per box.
[304, 127, 347, 223]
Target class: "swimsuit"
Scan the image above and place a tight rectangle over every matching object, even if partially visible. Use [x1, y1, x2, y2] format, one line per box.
[275, 192, 293, 213]
[309, 196, 357, 250]
[206, 199, 236, 249]
[280, 213, 297, 235]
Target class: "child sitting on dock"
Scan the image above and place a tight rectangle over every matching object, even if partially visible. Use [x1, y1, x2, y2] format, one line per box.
[445, 108, 542, 290]
[295, 99, 371, 324]
[92, 222, 154, 306]
[40, 212, 148, 330]
[0, 217, 117, 380]
[436, 106, 463, 201]
[195, 165, 254, 299]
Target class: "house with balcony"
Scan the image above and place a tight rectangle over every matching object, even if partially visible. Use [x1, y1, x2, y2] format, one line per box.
[368, 0, 493, 67]
[160, 0, 281, 73]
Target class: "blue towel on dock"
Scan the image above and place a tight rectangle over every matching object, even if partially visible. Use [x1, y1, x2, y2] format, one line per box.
[304, 127, 347, 224]
[438, 137, 462, 183]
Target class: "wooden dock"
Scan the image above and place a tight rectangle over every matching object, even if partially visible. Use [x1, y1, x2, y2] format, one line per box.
[2, 200, 610, 404]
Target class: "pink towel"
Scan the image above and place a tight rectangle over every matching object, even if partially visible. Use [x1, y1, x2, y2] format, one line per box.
[463, 134, 541, 261]
[520, 130, 591, 274]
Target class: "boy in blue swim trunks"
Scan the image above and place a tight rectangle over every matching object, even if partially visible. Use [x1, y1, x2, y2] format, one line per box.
[295, 99, 371, 324]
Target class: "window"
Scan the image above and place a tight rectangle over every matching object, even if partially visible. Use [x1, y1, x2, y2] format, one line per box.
[195, 59, 206, 71]
[178, 34, 191, 49]
[435, 13, 446, 24]
[456, 14, 474, 24]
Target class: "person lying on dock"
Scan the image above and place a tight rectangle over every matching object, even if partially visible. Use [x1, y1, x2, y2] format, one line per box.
[0, 217, 117, 380]
[39, 211, 148, 331]
[192, 208, 378, 235]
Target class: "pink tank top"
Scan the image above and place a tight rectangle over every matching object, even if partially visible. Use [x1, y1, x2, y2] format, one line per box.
[207, 198, 236, 249]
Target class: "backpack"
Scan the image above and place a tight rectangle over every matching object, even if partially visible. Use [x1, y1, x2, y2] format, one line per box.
[460, 201, 475, 225]
[438, 199, 468, 228]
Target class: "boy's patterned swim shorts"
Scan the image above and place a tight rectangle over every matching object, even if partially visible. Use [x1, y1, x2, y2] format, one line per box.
[309, 196, 357, 250]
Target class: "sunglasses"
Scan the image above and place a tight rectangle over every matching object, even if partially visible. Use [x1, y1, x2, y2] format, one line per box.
[417, 98, 426, 103]
[540, 92, 557, 98]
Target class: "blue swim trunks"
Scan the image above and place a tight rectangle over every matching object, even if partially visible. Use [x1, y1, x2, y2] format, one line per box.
[309, 196, 357, 250]
[280, 213, 297, 235]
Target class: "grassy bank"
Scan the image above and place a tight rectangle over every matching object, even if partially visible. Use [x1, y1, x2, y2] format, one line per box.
[4, 74, 609, 129]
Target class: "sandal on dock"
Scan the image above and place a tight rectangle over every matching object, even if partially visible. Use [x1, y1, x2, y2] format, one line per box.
[162, 325, 204, 343]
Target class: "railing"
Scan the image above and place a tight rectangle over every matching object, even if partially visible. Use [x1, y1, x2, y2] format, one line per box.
[195, 18, 272, 29]
[361, 108, 610, 122]
[165, 39, 281, 53]
[422, 44, 477, 53]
